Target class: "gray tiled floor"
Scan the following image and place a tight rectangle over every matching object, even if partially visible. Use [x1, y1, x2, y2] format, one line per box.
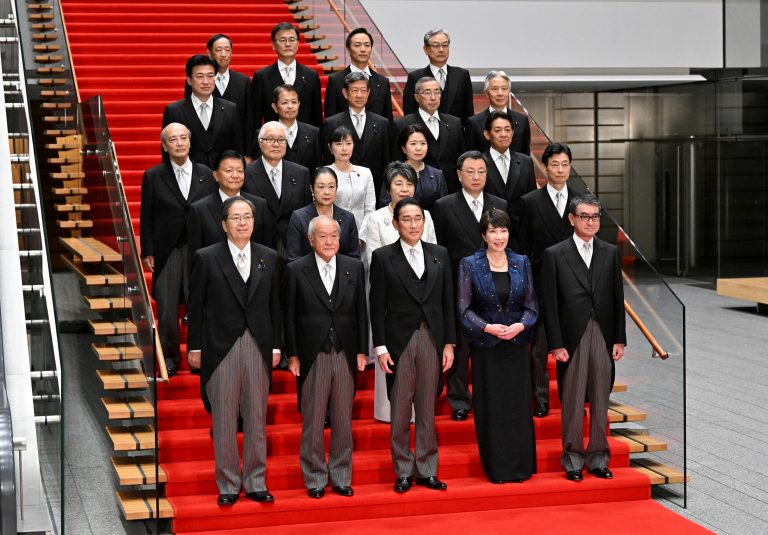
[42, 275, 768, 534]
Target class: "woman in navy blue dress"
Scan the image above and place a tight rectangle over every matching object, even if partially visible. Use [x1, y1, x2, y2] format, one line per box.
[457, 208, 538, 483]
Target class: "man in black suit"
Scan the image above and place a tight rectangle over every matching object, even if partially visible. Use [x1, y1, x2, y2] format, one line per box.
[431, 151, 507, 421]
[285, 215, 367, 499]
[140, 123, 215, 376]
[252, 22, 322, 128]
[162, 54, 244, 169]
[187, 196, 281, 505]
[324, 27, 393, 120]
[518, 143, 579, 418]
[482, 111, 536, 247]
[395, 77, 465, 193]
[253, 84, 321, 170]
[187, 150, 273, 266]
[370, 198, 456, 493]
[242, 121, 312, 257]
[465, 71, 531, 155]
[402, 28, 474, 124]
[323, 71, 392, 196]
[185, 34, 254, 161]
[541, 193, 626, 482]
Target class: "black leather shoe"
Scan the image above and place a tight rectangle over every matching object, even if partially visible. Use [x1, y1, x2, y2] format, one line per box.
[307, 488, 325, 499]
[565, 470, 583, 482]
[245, 490, 274, 502]
[415, 476, 447, 490]
[217, 493, 238, 506]
[451, 408, 469, 421]
[331, 485, 354, 496]
[393, 477, 412, 493]
[589, 467, 613, 479]
[534, 404, 549, 418]
[166, 363, 177, 378]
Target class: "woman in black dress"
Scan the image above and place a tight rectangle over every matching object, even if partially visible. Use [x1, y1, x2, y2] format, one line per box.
[456, 208, 538, 483]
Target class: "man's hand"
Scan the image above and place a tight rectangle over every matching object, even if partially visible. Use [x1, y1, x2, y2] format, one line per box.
[552, 347, 570, 363]
[378, 352, 394, 374]
[187, 349, 201, 369]
[287, 356, 300, 376]
[142, 256, 155, 272]
[497, 322, 525, 341]
[356, 353, 367, 371]
[612, 343, 625, 361]
[272, 350, 281, 368]
[442, 344, 454, 372]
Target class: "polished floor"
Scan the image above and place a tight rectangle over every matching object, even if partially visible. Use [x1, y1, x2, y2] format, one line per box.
[46, 274, 768, 534]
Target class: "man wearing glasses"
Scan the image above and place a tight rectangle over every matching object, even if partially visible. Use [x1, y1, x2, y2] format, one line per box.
[402, 28, 474, 124]
[541, 193, 626, 482]
[243, 121, 312, 258]
[252, 22, 322, 129]
[395, 77, 465, 192]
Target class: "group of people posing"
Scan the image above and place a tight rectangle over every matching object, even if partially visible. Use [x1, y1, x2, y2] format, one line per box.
[139, 22, 627, 506]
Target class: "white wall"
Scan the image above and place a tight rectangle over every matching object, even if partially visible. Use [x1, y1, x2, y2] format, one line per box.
[362, 0, 727, 72]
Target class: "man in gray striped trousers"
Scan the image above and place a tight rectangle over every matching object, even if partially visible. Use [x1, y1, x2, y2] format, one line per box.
[285, 215, 368, 498]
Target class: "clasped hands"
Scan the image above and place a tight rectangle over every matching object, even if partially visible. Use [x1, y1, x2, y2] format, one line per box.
[483, 322, 524, 340]
[378, 344, 454, 375]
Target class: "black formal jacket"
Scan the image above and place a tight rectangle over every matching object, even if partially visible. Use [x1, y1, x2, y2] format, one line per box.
[186, 191, 274, 268]
[482, 149, 536, 247]
[394, 112, 465, 193]
[188, 241, 282, 412]
[253, 121, 321, 171]
[464, 108, 532, 156]
[184, 70, 254, 157]
[285, 203, 361, 262]
[242, 158, 312, 249]
[517, 185, 579, 290]
[161, 97, 244, 170]
[252, 62, 322, 128]
[139, 161, 215, 292]
[324, 66, 393, 120]
[402, 65, 474, 123]
[285, 253, 368, 404]
[430, 191, 508, 281]
[322, 110, 392, 193]
[369, 240, 456, 392]
[378, 164, 448, 211]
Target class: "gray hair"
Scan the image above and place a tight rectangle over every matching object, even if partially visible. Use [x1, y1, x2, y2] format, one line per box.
[258, 120, 289, 140]
[343, 71, 369, 89]
[423, 28, 450, 46]
[160, 122, 191, 145]
[414, 76, 440, 94]
[483, 70, 511, 92]
[568, 193, 601, 215]
[307, 215, 340, 238]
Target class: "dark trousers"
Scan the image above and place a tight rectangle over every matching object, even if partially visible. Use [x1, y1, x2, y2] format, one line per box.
[530, 320, 551, 408]
[153, 245, 187, 367]
[446, 330, 471, 412]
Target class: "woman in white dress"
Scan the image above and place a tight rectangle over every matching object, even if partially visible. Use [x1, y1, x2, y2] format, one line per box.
[328, 125, 376, 229]
[359, 161, 437, 422]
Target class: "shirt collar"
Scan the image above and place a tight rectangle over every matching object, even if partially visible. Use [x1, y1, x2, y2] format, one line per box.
[314, 253, 337, 273]
[280, 120, 298, 134]
[349, 108, 366, 119]
[261, 157, 283, 176]
[429, 64, 448, 77]
[170, 158, 192, 176]
[489, 147, 510, 162]
[462, 188, 483, 205]
[350, 64, 371, 76]
[219, 188, 240, 202]
[546, 183, 568, 204]
[277, 59, 297, 72]
[418, 107, 440, 124]
[399, 239, 423, 257]
[573, 234, 594, 249]
[190, 92, 212, 110]
[217, 69, 230, 81]
[488, 106, 508, 115]
[227, 239, 249, 260]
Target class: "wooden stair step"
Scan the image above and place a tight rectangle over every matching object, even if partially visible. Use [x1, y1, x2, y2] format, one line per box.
[29, 13, 54, 21]
[106, 425, 155, 451]
[31, 23, 55, 30]
[612, 381, 627, 393]
[97, 369, 148, 390]
[60, 236, 121, 262]
[41, 103, 73, 111]
[631, 458, 690, 485]
[101, 396, 155, 419]
[29, 3, 53, 10]
[112, 456, 167, 486]
[610, 428, 668, 453]
[92, 343, 143, 361]
[61, 255, 126, 285]
[89, 319, 138, 336]
[33, 44, 60, 51]
[51, 171, 84, 179]
[608, 401, 646, 423]
[32, 32, 58, 41]
[54, 203, 90, 212]
[47, 157, 79, 164]
[287, 3, 308, 12]
[43, 114, 74, 122]
[85, 295, 131, 310]
[303, 33, 326, 43]
[52, 186, 87, 195]
[35, 54, 63, 63]
[37, 67, 66, 74]
[44, 128, 77, 134]
[116, 491, 173, 521]
[56, 219, 93, 229]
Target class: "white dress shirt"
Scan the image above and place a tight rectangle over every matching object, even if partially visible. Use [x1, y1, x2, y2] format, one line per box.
[262, 157, 284, 197]
[190, 93, 213, 125]
[418, 108, 440, 139]
[489, 147, 511, 183]
[349, 108, 366, 138]
[228, 239, 250, 281]
[280, 120, 298, 148]
[216, 69, 230, 94]
[547, 183, 568, 217]
[315, 254, 337, 295]
[573, 234, 594, 268]
[350, 64, 371, 78]
[462, 188, 483, 221]
[170, 158, 193, 200]
[218, 189, 240, 202]
[277, 59, 297, 84]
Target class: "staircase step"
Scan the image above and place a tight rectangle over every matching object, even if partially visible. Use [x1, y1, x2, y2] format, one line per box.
[84, 295, 131, 310]
[610, 428, 667, 453]
[56, 219, 93, 229]
[102, 396, 155, 419]
[52, 186, 87, 194]
[92, 343, 143, 361]
[116, 491, 173, 520]
[60, 236, 121, 262]
[607, 401, 646, 423]
[61, 254, 126, 285]
[106, 425, 155, 451]
[112, 456, 166, 485]
[54, 202, 90, 212]
[89, 319, 137, 336]
[97, 369, 148, 390]
[630, 459, 689, 485]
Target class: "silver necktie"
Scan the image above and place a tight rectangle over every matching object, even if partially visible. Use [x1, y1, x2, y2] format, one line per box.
[555, 192, 564, 217]
[322, 264, 334, 294]
[199, 102, 210, 130]
[437, 68, 446, 90]
[237, 251, 248, 281]
[583, 242, 592, 267]
[270, 168, 281, 198]
[409, 247, 422, 277]
[428, 116, 439, 139]
[216, 74, 226, 94]
[353, 113, 364, 138]
[472, 199, 481, 221]
[498, 153, 509, 183]
[287, 127, 295, 148]
[283, 66, 293, 84]
[176, 167, 189, 200]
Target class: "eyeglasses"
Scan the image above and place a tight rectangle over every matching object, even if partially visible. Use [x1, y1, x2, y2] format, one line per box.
[426, 42, 450, 50]
[227, 214, 254, 223]
[275, 37, 297, 45]
[399, 216, 424, 225]
[576, 213, 601, 223]
[417, 90, 442, 97]
[260, 137, 287, 145]
[459, 169, 487, 177]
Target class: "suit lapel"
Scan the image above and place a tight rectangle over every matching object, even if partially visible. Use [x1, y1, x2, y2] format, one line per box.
[484, 153, 506, 197]
[450, 194, 482, 248]
[303, 259, 333, 311]
[359, 114, 382, 159]
[421, 243, 439, 302]
[160, 163, 187, 207]
[206, 195, 223, 235]
[441, 65, 457, 113]
[435, 117, 450, 159]
[181, 99, 211, 150]
[250, 161, 280, 216]
[535, 188, 566, 244]
[506, 153, 522, 195]
[563, 239, 591, 293]
[187, 163, 208, 202]
[267, 63, 284, 91]
[247, 243, 264, 303]
[390, 245, 422, 303]
[278, 163, 300, 213]
[333, 256, 351, 312]
[215, 245, 246, 309]
[590, 238, 609, 295]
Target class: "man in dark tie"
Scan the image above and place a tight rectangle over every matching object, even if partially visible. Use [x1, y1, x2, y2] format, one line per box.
[140, 123, 216, 376]
[252, 22, 323, 128]
[285, 215, 368, 499]
[541, 193, 626, 482]
[187, 150, 273, 265]
[323, 27, 393, 120]
[465, 71, 531, 155]
[370, 198, 456, 493]
[242, 121, 312, 258]
[187, 196, 282, 506]
[518, 143, 579, 418]
[323, 71, 392, 196]
[482, 111, 536, 247]
[395, 77, 465, 193]
[402, 28, 474, 124]
[431, 151, 507, 421]
[162, 54, 244, 169]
